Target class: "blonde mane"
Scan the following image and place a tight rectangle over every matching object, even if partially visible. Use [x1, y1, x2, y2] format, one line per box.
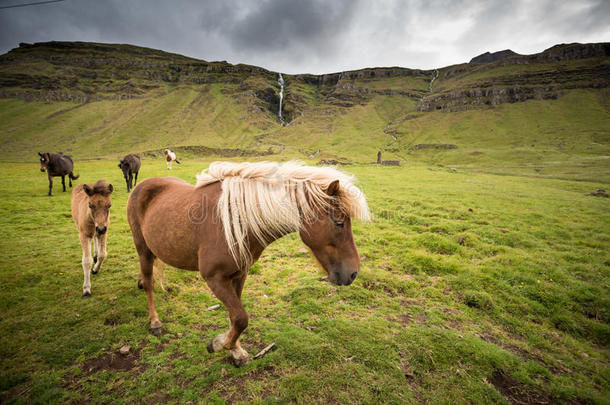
[195, 161, 370, 270]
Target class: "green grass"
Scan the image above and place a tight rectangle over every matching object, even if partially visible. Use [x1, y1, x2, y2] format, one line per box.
[0, 159, 608, 403]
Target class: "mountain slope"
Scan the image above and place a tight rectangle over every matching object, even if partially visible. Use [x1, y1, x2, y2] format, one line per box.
[0, 41, 609, 180]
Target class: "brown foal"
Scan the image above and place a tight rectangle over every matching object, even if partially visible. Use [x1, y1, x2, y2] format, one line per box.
[127, 161, 369, 366]
[72, 180, 113, 297]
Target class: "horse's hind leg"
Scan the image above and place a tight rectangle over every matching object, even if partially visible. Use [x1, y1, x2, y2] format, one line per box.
[134, 171, 138, 186]
[79, 234, 93, 297]
[61, 175, 66, 192]
[139, 248, 162, 335]
[204, 270, 250, 367]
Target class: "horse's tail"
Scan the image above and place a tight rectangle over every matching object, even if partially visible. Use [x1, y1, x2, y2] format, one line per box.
[69, 172, 79, 180]
[175, 159, 181, 164]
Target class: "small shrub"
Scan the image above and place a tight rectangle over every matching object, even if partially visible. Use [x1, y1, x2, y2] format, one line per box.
[463, 290, 494, 310]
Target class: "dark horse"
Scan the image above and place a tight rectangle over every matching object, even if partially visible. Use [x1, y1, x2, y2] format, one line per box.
[127, 161, 370, 366]
[38, 152, 79, 196]
[118, 154, 141, 192]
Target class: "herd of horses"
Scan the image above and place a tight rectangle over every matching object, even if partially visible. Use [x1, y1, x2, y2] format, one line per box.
[39, 151, 369, 366]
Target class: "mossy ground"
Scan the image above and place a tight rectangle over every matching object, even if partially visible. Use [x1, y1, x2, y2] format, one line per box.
[0, 159, 608, 404]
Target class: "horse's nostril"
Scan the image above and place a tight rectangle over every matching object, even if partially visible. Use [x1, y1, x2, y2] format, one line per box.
[350, 271, 358, 281]
[96, 226, 107, 235]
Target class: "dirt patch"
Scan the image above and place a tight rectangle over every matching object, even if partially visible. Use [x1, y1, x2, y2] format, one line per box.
[81, 346, 145, 375]
[489, 370, 552, 405]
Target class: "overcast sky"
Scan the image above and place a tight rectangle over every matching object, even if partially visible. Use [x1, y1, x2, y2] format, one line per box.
[1, 0, 608, 74]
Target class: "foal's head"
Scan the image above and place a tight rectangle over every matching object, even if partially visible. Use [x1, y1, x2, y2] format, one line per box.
[83, 180, 114, 235]
[38, 152, 50, 172]
[299, 180, 363, 286]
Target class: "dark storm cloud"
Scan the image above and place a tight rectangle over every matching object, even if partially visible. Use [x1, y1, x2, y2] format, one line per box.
[0, 0, 608, 74]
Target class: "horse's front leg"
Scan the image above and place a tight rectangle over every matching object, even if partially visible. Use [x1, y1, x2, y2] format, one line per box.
[92, 233, 107, 274]
[138, 249, 162, 335]
[47, 175, 53, 196]
[204, 271, 250, 367]
[61, 175, 66, 192]
[79, 234, 93, 297]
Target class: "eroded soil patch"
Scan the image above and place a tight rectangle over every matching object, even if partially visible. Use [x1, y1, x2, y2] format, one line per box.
[81, 346, 145, 375]
[490, 370, 552, 405]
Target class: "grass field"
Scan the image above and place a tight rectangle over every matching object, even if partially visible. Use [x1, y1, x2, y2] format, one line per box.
[0, 159, 608, 404]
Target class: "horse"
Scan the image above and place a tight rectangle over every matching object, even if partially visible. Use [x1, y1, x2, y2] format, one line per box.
[164, 149, 180, 170]
[118, 154, 141, 192]
[71, 180, 114, 297]
[38, 152, 79, 196]
[127, 161, 370, 366]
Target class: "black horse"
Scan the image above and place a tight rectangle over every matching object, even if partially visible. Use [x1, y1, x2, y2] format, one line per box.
[38, 152, 79, 196]
[118, 154, 141, 192]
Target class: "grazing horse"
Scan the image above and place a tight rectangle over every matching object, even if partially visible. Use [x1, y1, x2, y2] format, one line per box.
[118, 154, 141, 192]
[164, 149, 180, 170]
[127, 161, 369, 366]
[72, 180, 113, 297]
[38, 152, 79, 196]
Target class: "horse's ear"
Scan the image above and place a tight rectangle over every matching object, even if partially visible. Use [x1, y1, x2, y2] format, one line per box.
[38, 152, 42, 157]
[326, 180, 340, 196]
[107, 184, 114, 194]
[83, 184, 94, 196]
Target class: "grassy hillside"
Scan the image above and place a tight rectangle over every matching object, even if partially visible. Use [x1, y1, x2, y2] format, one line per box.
[0, 160, 608, 403]
[1, 41, 608, 180]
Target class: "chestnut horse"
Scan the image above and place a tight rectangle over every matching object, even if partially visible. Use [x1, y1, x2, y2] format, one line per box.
[127, 161, 369, 366]
[72, 180, 114, 297]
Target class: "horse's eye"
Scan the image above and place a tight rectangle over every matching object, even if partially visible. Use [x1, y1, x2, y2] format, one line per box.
[333, 220, 344, 228]
[88, 203, 94, 209]
[107, 204, 112, 209]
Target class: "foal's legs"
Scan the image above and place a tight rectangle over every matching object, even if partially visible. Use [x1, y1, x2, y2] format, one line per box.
[134, 171, 138, 186]
[79, 234, 93, 297]
[205, 270, 250, 366]
[92, 232, 107, 274]
[128, 173, 133, 192]
[47, 175, 53, 196]
[61, 175, 66, 192]
[138, 248, 162, 335]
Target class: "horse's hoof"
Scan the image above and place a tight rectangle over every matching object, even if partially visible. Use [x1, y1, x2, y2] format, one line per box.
[231, 355, 250, 368]
[151, 326, 163, 336]
[82, 291, 91, 298]
[93, 255, 97, 264]
[137, 279, 143, 289]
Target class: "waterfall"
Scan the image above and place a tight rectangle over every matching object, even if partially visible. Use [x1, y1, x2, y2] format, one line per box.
[278, 73, 284, 123]
[429, 69, 439, 92]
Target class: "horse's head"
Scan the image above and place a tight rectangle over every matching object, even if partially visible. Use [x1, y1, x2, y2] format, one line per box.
[38, 152, 50, 172]
[164, 149, 170, 156]
[118, 159, 129, 178]
[83, 180, 114, 235]
[299, 180, 363, 286]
